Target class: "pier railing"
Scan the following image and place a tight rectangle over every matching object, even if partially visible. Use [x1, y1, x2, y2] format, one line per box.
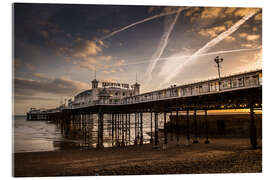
[68, 69, 262, 109]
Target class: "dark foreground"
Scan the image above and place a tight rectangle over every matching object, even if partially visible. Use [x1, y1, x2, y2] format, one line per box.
[13, 138, 262, 177]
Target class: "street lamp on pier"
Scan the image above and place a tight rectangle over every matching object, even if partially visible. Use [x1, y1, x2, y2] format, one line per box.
[214, 56, 223, 90]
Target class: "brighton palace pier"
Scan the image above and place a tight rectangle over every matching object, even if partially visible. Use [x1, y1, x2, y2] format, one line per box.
[27, 69, 262, 149]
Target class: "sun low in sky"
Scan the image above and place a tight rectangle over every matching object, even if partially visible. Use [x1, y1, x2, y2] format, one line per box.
[13, 3, 262, 115]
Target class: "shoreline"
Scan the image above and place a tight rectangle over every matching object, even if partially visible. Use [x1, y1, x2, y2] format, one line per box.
[13, 137, 262, 177]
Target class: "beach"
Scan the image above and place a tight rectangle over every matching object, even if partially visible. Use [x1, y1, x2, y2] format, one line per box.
[13, 137, 262, 177]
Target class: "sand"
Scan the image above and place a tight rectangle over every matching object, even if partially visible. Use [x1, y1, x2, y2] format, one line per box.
[13, 137, 262, 177]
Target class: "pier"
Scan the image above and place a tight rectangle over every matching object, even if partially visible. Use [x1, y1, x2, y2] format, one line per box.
[27, 69, 262, 149]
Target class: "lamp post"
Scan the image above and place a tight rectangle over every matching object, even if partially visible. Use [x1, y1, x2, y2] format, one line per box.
[214, 56, 223, 90]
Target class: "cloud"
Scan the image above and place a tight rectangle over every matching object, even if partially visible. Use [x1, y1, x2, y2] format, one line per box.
[14, 58, 23, 68]
[241, 43, 261, 48]
[163, 6, 180, 13]
[236, 50, 262, 71]
[33, 73, 52, 81]
[66, 33, 72, 38]
[198, 25, 226, 38]
[246, 34, 260, 41]
[239, 33, 248, 38]
[113, 59, 125, 67]
[200, 7, 225, 19]
[189, 7, 259, 24]
[57, 38, 103, 59]
[224, 7, 237, 15]
[78, 57, 99, 71]
[14, 57, 37, 71]
[40, 30, 49, 39]
[101, 29, 110, 34]
[225, 35, 236, 42]
[64, 57, 71, 63]
[14, 76, 90, 98]
[184, 7, 200, 17]
[239, 59, 249, 63]
[234, 8, 260, 17]
[37, 20, 63, 34]
[254, 13, 262, 21]
[98, 55, 112, 61]
[25, 63, 37, 71]
[148, 6, 159, 13]
[252, 27, 258, 32]
[56, 37, 113, 73]
[224, 20, 234, 28]
[72, 38, 102, 58]
[76, 57, 125, 73]
[238, 33, 261, 42]
[102, 77, 120, 83]
[14, 95, 58, 102]
[102, 69, 116, 74]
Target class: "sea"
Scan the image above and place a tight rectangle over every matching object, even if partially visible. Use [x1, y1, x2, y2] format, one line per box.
[13, 114, 156, 153]
[13, 115, 64, 153]
[13, 111, 256, 153]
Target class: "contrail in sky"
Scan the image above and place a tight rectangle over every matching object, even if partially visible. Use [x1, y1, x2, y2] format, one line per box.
[161, 9, 260, 85]
[117, 47, 261, 67]
[99, 8, 187, 41]
[145, 7, 188, 84]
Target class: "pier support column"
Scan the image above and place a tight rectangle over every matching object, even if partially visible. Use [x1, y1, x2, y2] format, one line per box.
[125, 113, 128, 145]
[193, 110, 199, 143]
[186, 110, 190, 145]
[140, 112, 143, 145]
[150, 111, 153, 143]
[121, 114, 125, 147]
[65, 112, 71, 137]
[163, 112, 167, 149]
[170, 111, 173, 141]
[204, 110, 210, 144]
[97, 110, 104, 148]
[128, 113, 131, 145]
[117, 113, 120, 147]
[134, 113, 137, 145]
[154, 112, 159, 147]
[112, 114, 114, 146]
[176, 111, 180, 146]
[83, 114, 87, 145]
[250, 104, 257, 149]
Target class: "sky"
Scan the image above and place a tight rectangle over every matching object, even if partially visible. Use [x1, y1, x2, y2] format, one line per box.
[13, 3, 262, 115]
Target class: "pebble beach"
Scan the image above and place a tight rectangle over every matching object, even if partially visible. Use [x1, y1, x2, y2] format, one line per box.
[13, 137, 262, 177]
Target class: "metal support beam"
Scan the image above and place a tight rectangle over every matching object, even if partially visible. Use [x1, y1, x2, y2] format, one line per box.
[84, 114, 87, 145]
[193, 110, 199, 143]
[170, 111, 173, 141]
[112, 114, 114, 146]
[154, 112, 159, 146]
[125, 113, 128, 144]
[140, 112, 143, 145]
[163, 112, 167, 149]
[176, 111, 180, 146]
[134, 113, 138, 145]
[121, 113, 125, 147]
[250, 104, 257, 149]
[186, 110, 190, 145]
[117, 113, 120, 147]
[97, 110, 104, 148]
[150, 111, 153, 143]
[204, 110, 210, 144]
[128, 113, 131, 145]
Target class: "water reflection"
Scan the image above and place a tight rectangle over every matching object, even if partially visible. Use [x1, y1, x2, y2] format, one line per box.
[14, 113, 262, 152]
[57, 113, 166, 148]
